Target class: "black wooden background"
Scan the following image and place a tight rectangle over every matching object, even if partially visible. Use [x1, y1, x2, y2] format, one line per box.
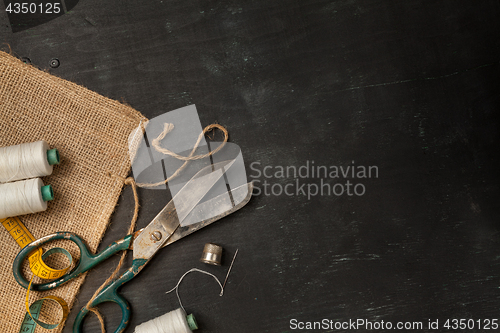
[1, 1, 500, 332]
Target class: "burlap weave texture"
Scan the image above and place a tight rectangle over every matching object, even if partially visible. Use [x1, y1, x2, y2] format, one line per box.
[0, 51, 147, 332]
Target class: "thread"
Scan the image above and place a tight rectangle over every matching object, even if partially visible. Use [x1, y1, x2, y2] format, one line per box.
[166, 251, 240, 311]
[0, 178, 53, 219]
[0, 140, 60, 183]
[166, 268, 224, 311]
[134, 308, 196, 333]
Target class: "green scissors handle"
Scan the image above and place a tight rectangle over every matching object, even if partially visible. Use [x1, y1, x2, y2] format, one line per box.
[73, 257, 148, 333]
[13, 231, 134, 292]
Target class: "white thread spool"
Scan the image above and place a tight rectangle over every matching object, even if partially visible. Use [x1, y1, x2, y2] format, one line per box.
[0, 140, 60, 183]
[134, 308, 198, 333]
[0, 178, 54, 219]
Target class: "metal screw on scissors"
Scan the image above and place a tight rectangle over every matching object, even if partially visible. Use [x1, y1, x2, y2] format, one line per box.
[13, 160, 253, 333]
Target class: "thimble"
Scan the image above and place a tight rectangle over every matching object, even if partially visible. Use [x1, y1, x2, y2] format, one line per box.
[200, 243, 223, 266]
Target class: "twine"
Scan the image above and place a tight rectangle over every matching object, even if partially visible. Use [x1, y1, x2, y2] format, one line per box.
[137, 123, 228, 188]
[86, 123, 228, 332]
[85, 176, 139, 332]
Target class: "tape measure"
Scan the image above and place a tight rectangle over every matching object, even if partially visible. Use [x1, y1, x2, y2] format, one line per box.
[2, 217, 71, 279]
[1, 216, 72, 332]
[19, 297, 68, 332]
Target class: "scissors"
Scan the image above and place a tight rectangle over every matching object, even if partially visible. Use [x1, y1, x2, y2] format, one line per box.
[13, 160, 253, 333]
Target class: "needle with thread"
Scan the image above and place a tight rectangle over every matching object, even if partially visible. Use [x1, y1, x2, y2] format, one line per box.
[220, 249, 239, 296]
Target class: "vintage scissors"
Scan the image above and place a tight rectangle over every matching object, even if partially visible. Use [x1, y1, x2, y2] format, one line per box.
[13, 160, 253, 333]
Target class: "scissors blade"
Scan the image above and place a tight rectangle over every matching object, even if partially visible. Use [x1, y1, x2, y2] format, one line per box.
[162, 182, 253, 247]
[132, 159, 237, 260]
[170, 158, 236, 225]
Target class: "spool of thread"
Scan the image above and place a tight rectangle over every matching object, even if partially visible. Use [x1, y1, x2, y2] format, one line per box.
[200, 243, 223, 266]
[134, 308, 198, 333]
[0, 140, 60, 183]
[0, 178, 54, 219]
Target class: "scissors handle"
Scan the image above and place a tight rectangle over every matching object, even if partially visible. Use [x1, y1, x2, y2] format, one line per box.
[13, 232, 134, 292]
[73, 258, 147, 333]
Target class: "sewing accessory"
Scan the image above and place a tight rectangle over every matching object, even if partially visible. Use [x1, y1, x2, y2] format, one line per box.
[2, 218, 71, 279]
[166, 249, 240, 310]
[13, 161, 253, 333]
[0, 178, 54, 219]
[23, 270, 70, 331]
[2, 216, 72, 279]
[0, 140, 60, 183]
[222, 249, 239, 291]
[166, 268, 224, 310]
[20, 296, 68, 333]
[1, 216, 72, 332]
[200, 243, 223, 266]
[134, 308, 198, 333]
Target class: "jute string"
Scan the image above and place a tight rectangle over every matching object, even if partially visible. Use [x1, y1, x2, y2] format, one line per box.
[85, 123, 228, 332]
[137, 123, 228, 188]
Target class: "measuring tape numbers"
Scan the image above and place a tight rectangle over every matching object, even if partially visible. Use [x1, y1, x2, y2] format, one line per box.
[1, 216, 72, 332]
[2, 216, 70, 279]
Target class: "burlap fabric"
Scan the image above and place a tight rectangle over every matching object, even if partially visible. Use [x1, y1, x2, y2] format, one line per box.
[0, 51, 147, 332]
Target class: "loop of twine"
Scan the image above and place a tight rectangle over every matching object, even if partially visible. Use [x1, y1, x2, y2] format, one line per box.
[86, 123, 228, 332]
[137, 123, 228, 188]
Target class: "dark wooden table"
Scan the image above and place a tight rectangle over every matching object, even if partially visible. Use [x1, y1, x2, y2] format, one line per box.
[1, 1, 499, 332]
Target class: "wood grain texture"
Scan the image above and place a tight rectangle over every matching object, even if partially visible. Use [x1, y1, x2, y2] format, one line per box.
[1, 0, 499, 332]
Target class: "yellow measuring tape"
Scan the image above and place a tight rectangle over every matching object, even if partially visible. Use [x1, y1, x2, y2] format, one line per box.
[1, 216, 72, 332]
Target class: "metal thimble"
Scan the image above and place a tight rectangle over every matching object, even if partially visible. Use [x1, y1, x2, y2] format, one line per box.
[200, 243, 223, 266]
